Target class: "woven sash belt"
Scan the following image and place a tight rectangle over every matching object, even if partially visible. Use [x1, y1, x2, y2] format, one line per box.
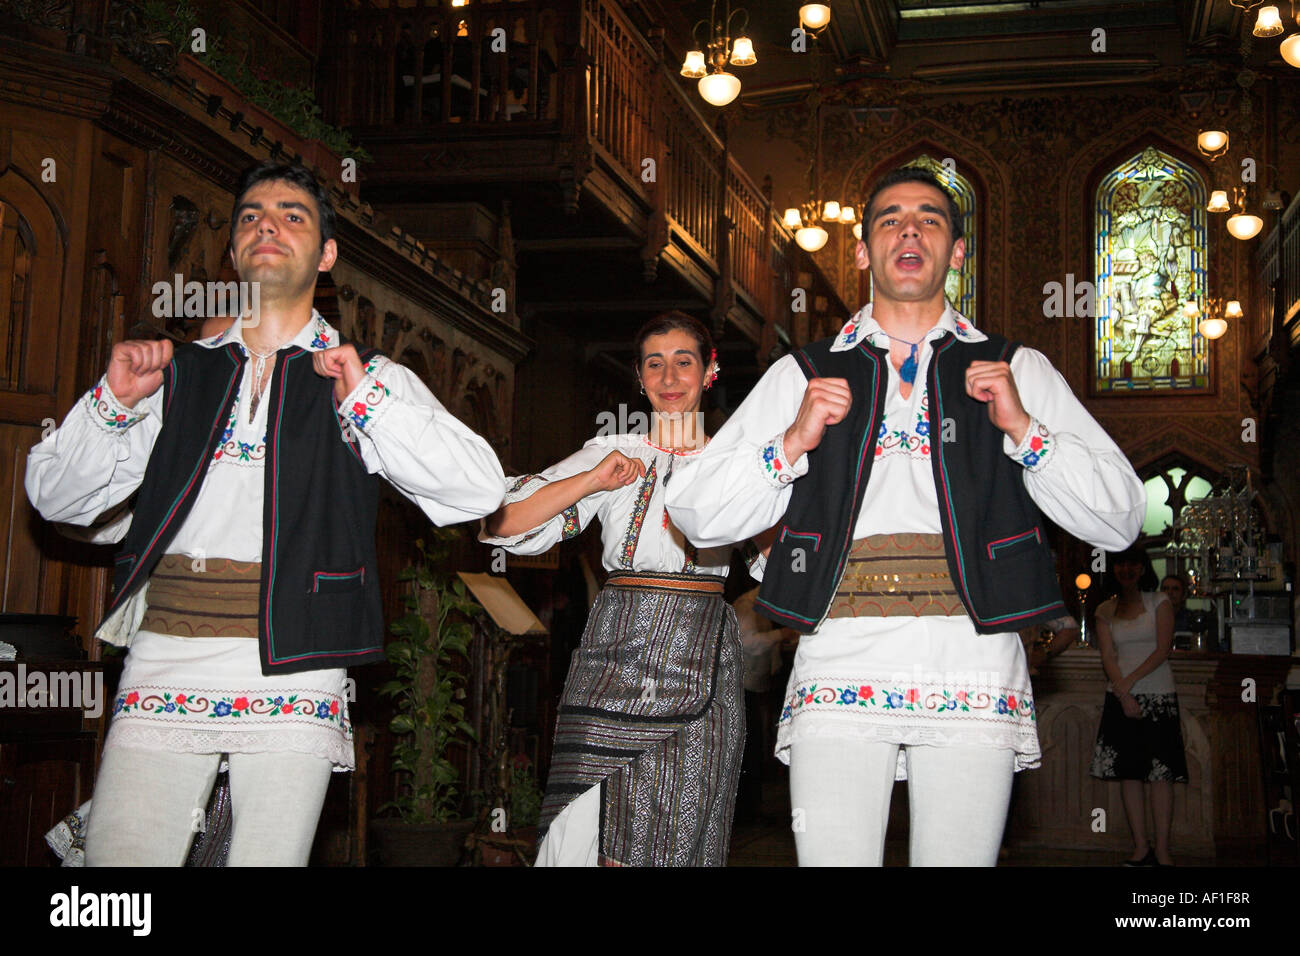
[139, 553, 262, 638]
[827, 533, 967, 619]
[605, 570, 724, 596]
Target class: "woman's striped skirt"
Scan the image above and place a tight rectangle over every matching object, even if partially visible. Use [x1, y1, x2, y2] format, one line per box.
[539, 571, 745, 866]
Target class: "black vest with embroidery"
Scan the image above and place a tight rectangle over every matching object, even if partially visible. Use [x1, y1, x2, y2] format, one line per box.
[99, 340, 387, 675]
[755, 332, 1067, 635]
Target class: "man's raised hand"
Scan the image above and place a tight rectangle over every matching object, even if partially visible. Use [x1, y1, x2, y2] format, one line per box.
[783, 377, 852, 463]
[965, 360, 1032, 445]
[313, 344, 365, 403]
[587, 451, 646, 493]
[106, 339, 174, 409]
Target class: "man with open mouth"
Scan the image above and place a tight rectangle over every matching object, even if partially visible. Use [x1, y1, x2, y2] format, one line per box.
[667, 164, 1144, 867]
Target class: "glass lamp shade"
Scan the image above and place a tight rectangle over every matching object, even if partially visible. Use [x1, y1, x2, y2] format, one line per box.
[680, 50, 707, 78]
[839, 206, 857, 224]
[799, 4, 831, 30]
[729, 36, 756, 67]
[1225, 300, 1244, 319]
[1281, 33, 1300, 67]
[795, 225, 829, 252]
[1206, 189, 1231, 213]
[1253, 5, 1284, 37]
[1197, 129, 1229, 156]
[783, 207, 803, 228]
[821, 200, 841, 221]
[698, 71, 741, 106]
[1198, 317, 1228, 339]
[1182, 300, 1201, 319]
[852, 222, 862, 240]
[1226, 212, 1264, 240]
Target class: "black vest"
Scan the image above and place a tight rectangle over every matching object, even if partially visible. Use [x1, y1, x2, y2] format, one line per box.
[99, 341, 387, 675]
[755, 331, 1066, 635]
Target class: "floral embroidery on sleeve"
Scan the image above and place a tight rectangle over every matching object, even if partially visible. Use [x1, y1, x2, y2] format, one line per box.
[86, 377, 149, 433]
[759, 433, 802, 486]
[560, 504, 581, 540]
[1010, 418, 1053, 471]
[339, 357, 394, 434]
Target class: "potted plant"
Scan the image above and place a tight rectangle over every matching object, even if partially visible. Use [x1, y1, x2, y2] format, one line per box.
[369, 530, 482, 866]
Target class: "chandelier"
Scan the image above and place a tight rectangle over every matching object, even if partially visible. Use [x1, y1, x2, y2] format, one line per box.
[680, 1, 756, 107]
[1231, 0, 1300, 65]
[1182, 295, 1242, 340]
[782, 103, 855, 252]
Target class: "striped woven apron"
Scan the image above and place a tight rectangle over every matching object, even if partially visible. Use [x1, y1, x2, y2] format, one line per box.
[540, 570, 744, 866]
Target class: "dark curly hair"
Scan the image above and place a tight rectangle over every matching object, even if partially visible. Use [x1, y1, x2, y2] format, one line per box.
[228, 161, 337, 252]
[862, 165, 964, 241]
[633, 311, 714, 368]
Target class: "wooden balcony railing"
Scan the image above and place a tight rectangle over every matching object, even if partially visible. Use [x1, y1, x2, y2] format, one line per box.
[330, 0, 845, 343]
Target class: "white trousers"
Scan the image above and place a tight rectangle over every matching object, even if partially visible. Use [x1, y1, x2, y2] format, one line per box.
[789, 738, 1014, 866]
[84, 746, 333, 866]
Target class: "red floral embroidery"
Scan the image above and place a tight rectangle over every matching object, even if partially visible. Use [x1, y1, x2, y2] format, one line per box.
[280, 703, 293, 714]
[352, 401, 367, 417]
[175, 694, 187, 705]
[1007, 694, 1018, 710]
[330, 700, 340, 715]
[859, 685, 873, 698]
[905, 688, 919, 704]
[1030, 436, 1043, 451]
[233, 696, 249, 711]
[124, 691, 139, 706]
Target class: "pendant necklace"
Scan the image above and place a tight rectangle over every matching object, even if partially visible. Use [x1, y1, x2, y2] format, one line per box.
[882, 331, 924, 385]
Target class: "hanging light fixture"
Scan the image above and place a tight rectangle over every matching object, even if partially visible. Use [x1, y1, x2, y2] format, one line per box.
[1188, 296, 1239, 340]
[799, 4, 832, 32]
[1253, 4, 1285, 36]
[1226, 187, 1264, 239]
[1196, 129, 1230, 159]
[680, 1, 756, 108]
[838, 206, 857, 226]
[795, 223, 829, 252]
[1206, 189, 1231, 213]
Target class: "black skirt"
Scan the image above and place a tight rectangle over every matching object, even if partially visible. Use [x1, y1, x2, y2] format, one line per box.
[1089, 691, 1188, 783]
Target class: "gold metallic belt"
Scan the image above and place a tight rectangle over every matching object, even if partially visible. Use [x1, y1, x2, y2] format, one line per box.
[139, 553, 262, 638]
[827, 533, 967, 619]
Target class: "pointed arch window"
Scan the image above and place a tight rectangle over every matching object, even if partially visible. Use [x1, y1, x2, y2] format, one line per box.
[1094, 147, 1208, 393]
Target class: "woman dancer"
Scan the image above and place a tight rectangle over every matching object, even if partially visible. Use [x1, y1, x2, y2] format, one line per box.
[482, 311, 743, 866]
[1089, 546, 1187, 866]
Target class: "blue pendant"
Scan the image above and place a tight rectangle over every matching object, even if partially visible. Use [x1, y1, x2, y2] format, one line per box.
[900, 345, 918, 385]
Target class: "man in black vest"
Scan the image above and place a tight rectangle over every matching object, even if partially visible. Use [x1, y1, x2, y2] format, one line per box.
[27, 161, 506, 865]
[667, 166, 1143, 866]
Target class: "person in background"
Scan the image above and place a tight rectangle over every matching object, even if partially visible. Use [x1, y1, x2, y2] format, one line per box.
[1089, 546, 1187, 866]
[1160, 573, 1191, 633]
[1023, 614, 1082, 676]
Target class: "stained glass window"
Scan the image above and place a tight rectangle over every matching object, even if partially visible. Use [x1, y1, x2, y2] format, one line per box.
[1094, 147, 1208, 393]
[868, 155, 977, 323]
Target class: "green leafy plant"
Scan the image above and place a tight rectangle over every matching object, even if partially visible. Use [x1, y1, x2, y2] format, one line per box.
[507, 753, 543, 829]
[376, 531, 481, 824]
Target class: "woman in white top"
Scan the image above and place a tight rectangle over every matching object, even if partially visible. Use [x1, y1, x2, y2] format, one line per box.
[1089, 546, 1187, 866]
[481, 312, 744, 866]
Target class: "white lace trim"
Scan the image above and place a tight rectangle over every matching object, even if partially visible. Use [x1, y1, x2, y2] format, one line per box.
[105, 723, 355, 771]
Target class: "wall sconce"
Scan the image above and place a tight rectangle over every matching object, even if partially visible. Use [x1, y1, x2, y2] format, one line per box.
[1197, 129, 1230, 159]
[1206, 189, 1231, 212]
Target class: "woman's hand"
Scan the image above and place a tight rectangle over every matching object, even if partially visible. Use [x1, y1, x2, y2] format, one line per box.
[1119, 694, 1142, 719]
[587, 451, 646, 492]
[1113, 674, 1134, 696]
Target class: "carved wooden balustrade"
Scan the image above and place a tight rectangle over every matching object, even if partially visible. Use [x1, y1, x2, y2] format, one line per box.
[329, 0, 845, 351]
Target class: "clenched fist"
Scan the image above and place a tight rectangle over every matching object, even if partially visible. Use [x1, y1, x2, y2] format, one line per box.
[964, 360, 1031, 445]
[782, 377, 852, 463]
[313, 344, 365, 403]
[586, 451, 646, 493]
[106, 339, 174, 409]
